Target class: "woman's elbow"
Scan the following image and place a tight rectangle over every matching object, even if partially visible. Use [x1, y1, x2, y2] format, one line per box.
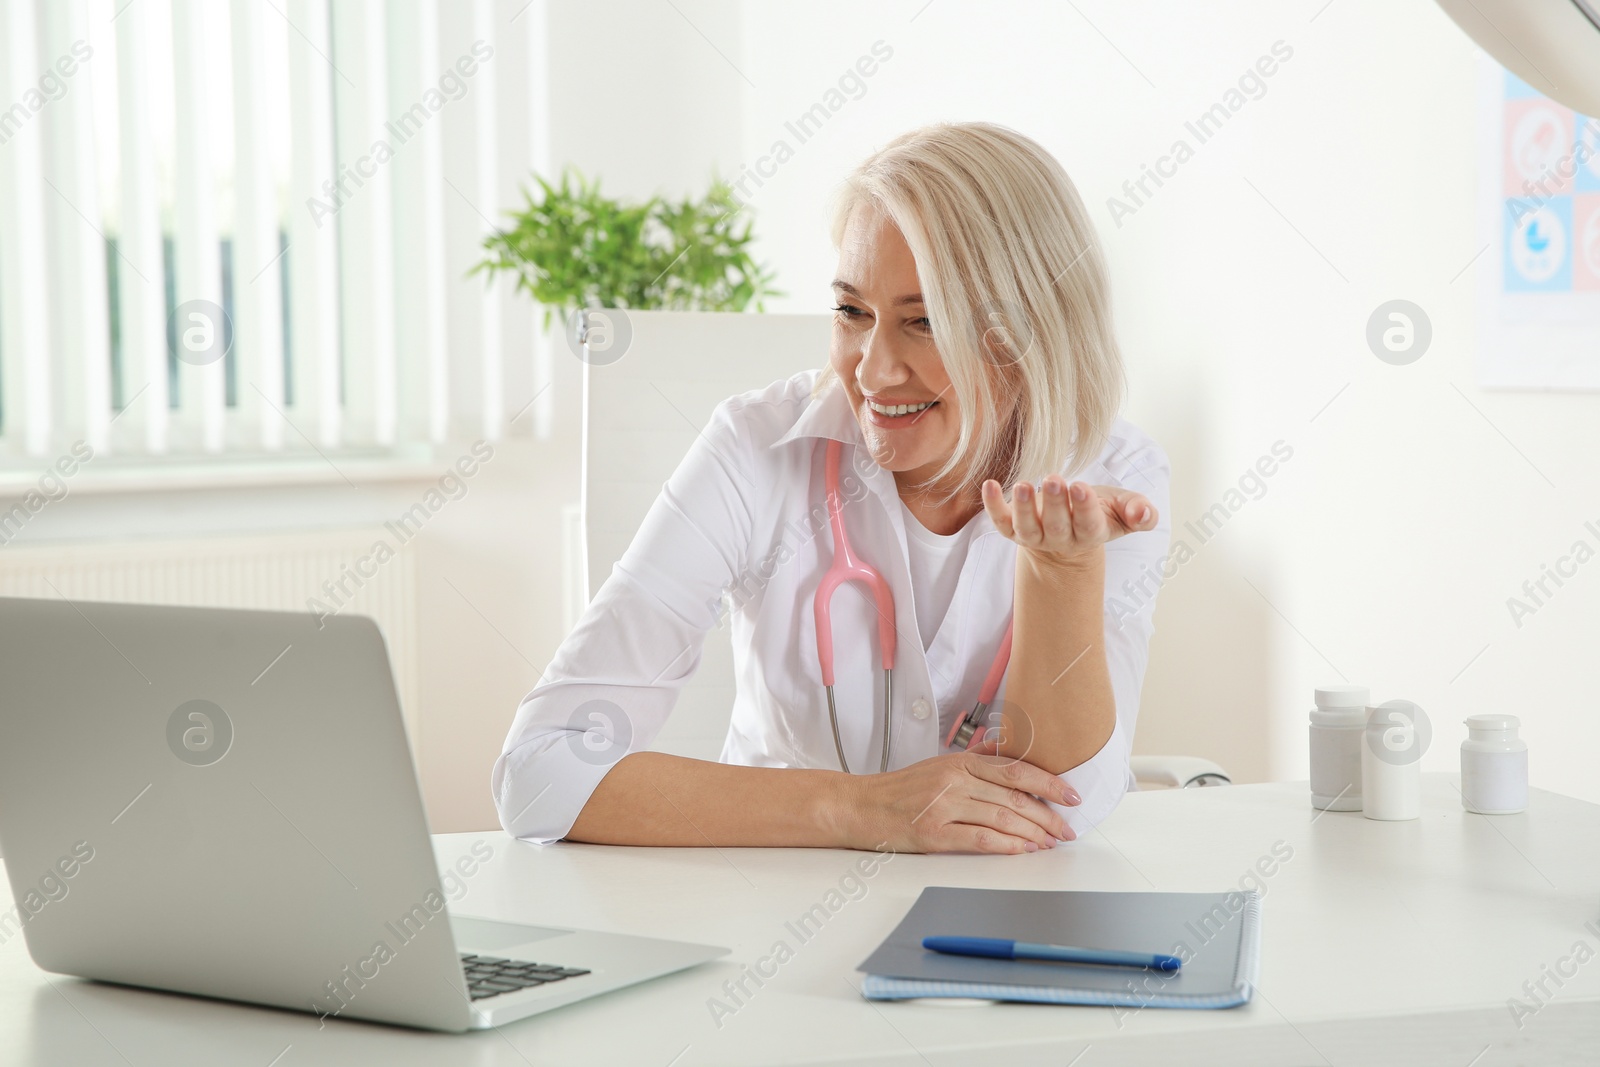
[1051, 720, 1132, 840]
[491, 740, 607, 845]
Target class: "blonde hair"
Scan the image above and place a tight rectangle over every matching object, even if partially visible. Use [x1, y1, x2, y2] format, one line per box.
[820, 121, 1123, 496]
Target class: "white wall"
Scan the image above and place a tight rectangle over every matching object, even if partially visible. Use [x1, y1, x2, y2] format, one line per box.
[459, 0, 1600, 811]
[712, 0, 1600, 801]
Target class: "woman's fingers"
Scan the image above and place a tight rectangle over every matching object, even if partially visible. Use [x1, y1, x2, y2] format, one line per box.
[963, 778, 1074, 842]
[1068, 482, 1106, 544]
[1009, 481, 1043, 545]
[1015, 479, 1151, 549]
[1094, 486, 1156, 533]
[942, 823, 1042, 855]
[880, 752, 1085, 855]
[990, 478, 1155, 555]
[1039, 476, 1071, 540]
[981, 479, 1015, 539]
[903, 761, 1057, 852]
[955, 796, 1060, 850]
[966, 751, 1080, 807]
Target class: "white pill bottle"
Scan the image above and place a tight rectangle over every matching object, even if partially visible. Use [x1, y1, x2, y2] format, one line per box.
[1363, 700, 1428, 821]
[1309, 685, 1368, 810]
[1460, 714, 1528, 815]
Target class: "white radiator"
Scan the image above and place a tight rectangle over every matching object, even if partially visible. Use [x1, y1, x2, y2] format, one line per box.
[0, 529, 420, 740]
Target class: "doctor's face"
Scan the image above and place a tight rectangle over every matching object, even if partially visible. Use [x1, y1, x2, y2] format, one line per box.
[829, 207, 966, 485]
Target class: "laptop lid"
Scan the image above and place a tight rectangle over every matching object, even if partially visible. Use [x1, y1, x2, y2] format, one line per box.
[0, 597, 472, 1032]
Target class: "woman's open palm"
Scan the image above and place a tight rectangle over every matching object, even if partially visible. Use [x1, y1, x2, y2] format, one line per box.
[981, 475, 1157, 563]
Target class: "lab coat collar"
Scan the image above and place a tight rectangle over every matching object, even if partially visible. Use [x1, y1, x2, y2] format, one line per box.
[769, 371, 862, 450]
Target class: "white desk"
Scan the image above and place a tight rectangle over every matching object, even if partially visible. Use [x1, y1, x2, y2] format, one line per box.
[4, 774, 1598, 1066]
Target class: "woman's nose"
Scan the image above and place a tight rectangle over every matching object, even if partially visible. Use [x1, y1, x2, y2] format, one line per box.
[855, 329, 910, 391]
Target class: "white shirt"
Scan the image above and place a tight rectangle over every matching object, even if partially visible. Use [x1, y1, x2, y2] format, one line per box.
[898, 501, 977, 652]
[492, 369, 1173, 845]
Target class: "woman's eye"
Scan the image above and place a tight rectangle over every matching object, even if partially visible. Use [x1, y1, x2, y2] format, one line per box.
[831, 303, 865, 318]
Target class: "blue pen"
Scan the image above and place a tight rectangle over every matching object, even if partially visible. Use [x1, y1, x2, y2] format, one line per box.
[922, 936, 1182, 972]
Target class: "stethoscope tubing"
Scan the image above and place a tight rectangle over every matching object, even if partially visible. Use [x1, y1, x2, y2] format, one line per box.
[813, 439, 1011, 774]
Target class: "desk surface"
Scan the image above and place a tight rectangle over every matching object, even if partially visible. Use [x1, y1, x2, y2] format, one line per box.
[4, 774, 1598, 1066]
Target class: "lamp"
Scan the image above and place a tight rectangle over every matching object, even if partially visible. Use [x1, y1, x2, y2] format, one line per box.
[1436, 0, 1600, 115]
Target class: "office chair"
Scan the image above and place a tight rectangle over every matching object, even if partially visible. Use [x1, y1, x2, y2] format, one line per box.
[577, 309, 1230, 790]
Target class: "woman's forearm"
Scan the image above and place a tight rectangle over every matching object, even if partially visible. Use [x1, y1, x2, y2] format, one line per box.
[1000, 545, 1117, 774]
[564, 546, 1119, 846]
[566, 751, 858, 847]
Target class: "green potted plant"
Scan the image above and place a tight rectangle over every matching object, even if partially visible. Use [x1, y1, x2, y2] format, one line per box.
[474, 168, 782, 329]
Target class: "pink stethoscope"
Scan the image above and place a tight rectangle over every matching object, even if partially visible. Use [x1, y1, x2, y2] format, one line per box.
[813, 439, 1015, 774]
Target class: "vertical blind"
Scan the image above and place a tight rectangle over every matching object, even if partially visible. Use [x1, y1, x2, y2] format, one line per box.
[0, 0, 552, 465]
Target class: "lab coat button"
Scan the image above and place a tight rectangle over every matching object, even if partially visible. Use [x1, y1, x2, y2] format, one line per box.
[911, 698, 931, 720]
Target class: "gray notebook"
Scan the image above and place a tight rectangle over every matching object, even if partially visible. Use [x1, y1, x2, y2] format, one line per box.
[857, 886, 1260, 1008]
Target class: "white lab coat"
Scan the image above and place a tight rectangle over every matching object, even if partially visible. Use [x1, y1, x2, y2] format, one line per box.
[493, 369, 1172, 844]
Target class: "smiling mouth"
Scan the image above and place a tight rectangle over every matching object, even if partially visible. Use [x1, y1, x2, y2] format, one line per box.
[866, 399, 937, 417]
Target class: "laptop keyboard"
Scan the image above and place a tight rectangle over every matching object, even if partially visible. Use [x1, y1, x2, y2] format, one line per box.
[461, 954, 591, 1000]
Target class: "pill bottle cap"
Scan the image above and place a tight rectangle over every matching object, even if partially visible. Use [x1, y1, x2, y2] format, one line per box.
[1465, 713, 1520, 738]
[1314, 685, 1369, 709]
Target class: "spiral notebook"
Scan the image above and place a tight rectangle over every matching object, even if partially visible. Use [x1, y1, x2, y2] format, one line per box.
[856, 886, 1260, 1008]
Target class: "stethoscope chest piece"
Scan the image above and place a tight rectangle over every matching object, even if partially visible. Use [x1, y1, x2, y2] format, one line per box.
[943, 617, 1014, 754]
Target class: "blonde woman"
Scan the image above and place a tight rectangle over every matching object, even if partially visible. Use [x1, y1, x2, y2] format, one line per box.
[494, 122, 1171, 855]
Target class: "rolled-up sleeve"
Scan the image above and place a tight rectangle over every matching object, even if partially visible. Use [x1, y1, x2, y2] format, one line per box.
[1050, 435, 1173, 838]
[491, 400, 755, 844]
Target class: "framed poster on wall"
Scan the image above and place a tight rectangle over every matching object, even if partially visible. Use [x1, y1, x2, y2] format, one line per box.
[1476, 62, 1600, 389]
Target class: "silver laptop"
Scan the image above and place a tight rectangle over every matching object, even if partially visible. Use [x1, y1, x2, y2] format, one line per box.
[0, 596, 726, 1032]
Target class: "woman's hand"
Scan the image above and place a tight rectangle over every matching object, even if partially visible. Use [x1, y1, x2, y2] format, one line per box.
[982, 475, 1157, 564]
[838, 748, 1081, 854]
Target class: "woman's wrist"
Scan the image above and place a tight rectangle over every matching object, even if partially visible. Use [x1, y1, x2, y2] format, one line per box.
[811, 769, 867, 849]
[1018, 542, 1105, 584]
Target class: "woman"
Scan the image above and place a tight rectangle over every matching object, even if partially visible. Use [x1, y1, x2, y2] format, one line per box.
[493, 122, 1171, 854]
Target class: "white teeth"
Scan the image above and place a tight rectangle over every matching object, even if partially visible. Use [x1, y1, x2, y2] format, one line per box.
[868, 400, 933, 416]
